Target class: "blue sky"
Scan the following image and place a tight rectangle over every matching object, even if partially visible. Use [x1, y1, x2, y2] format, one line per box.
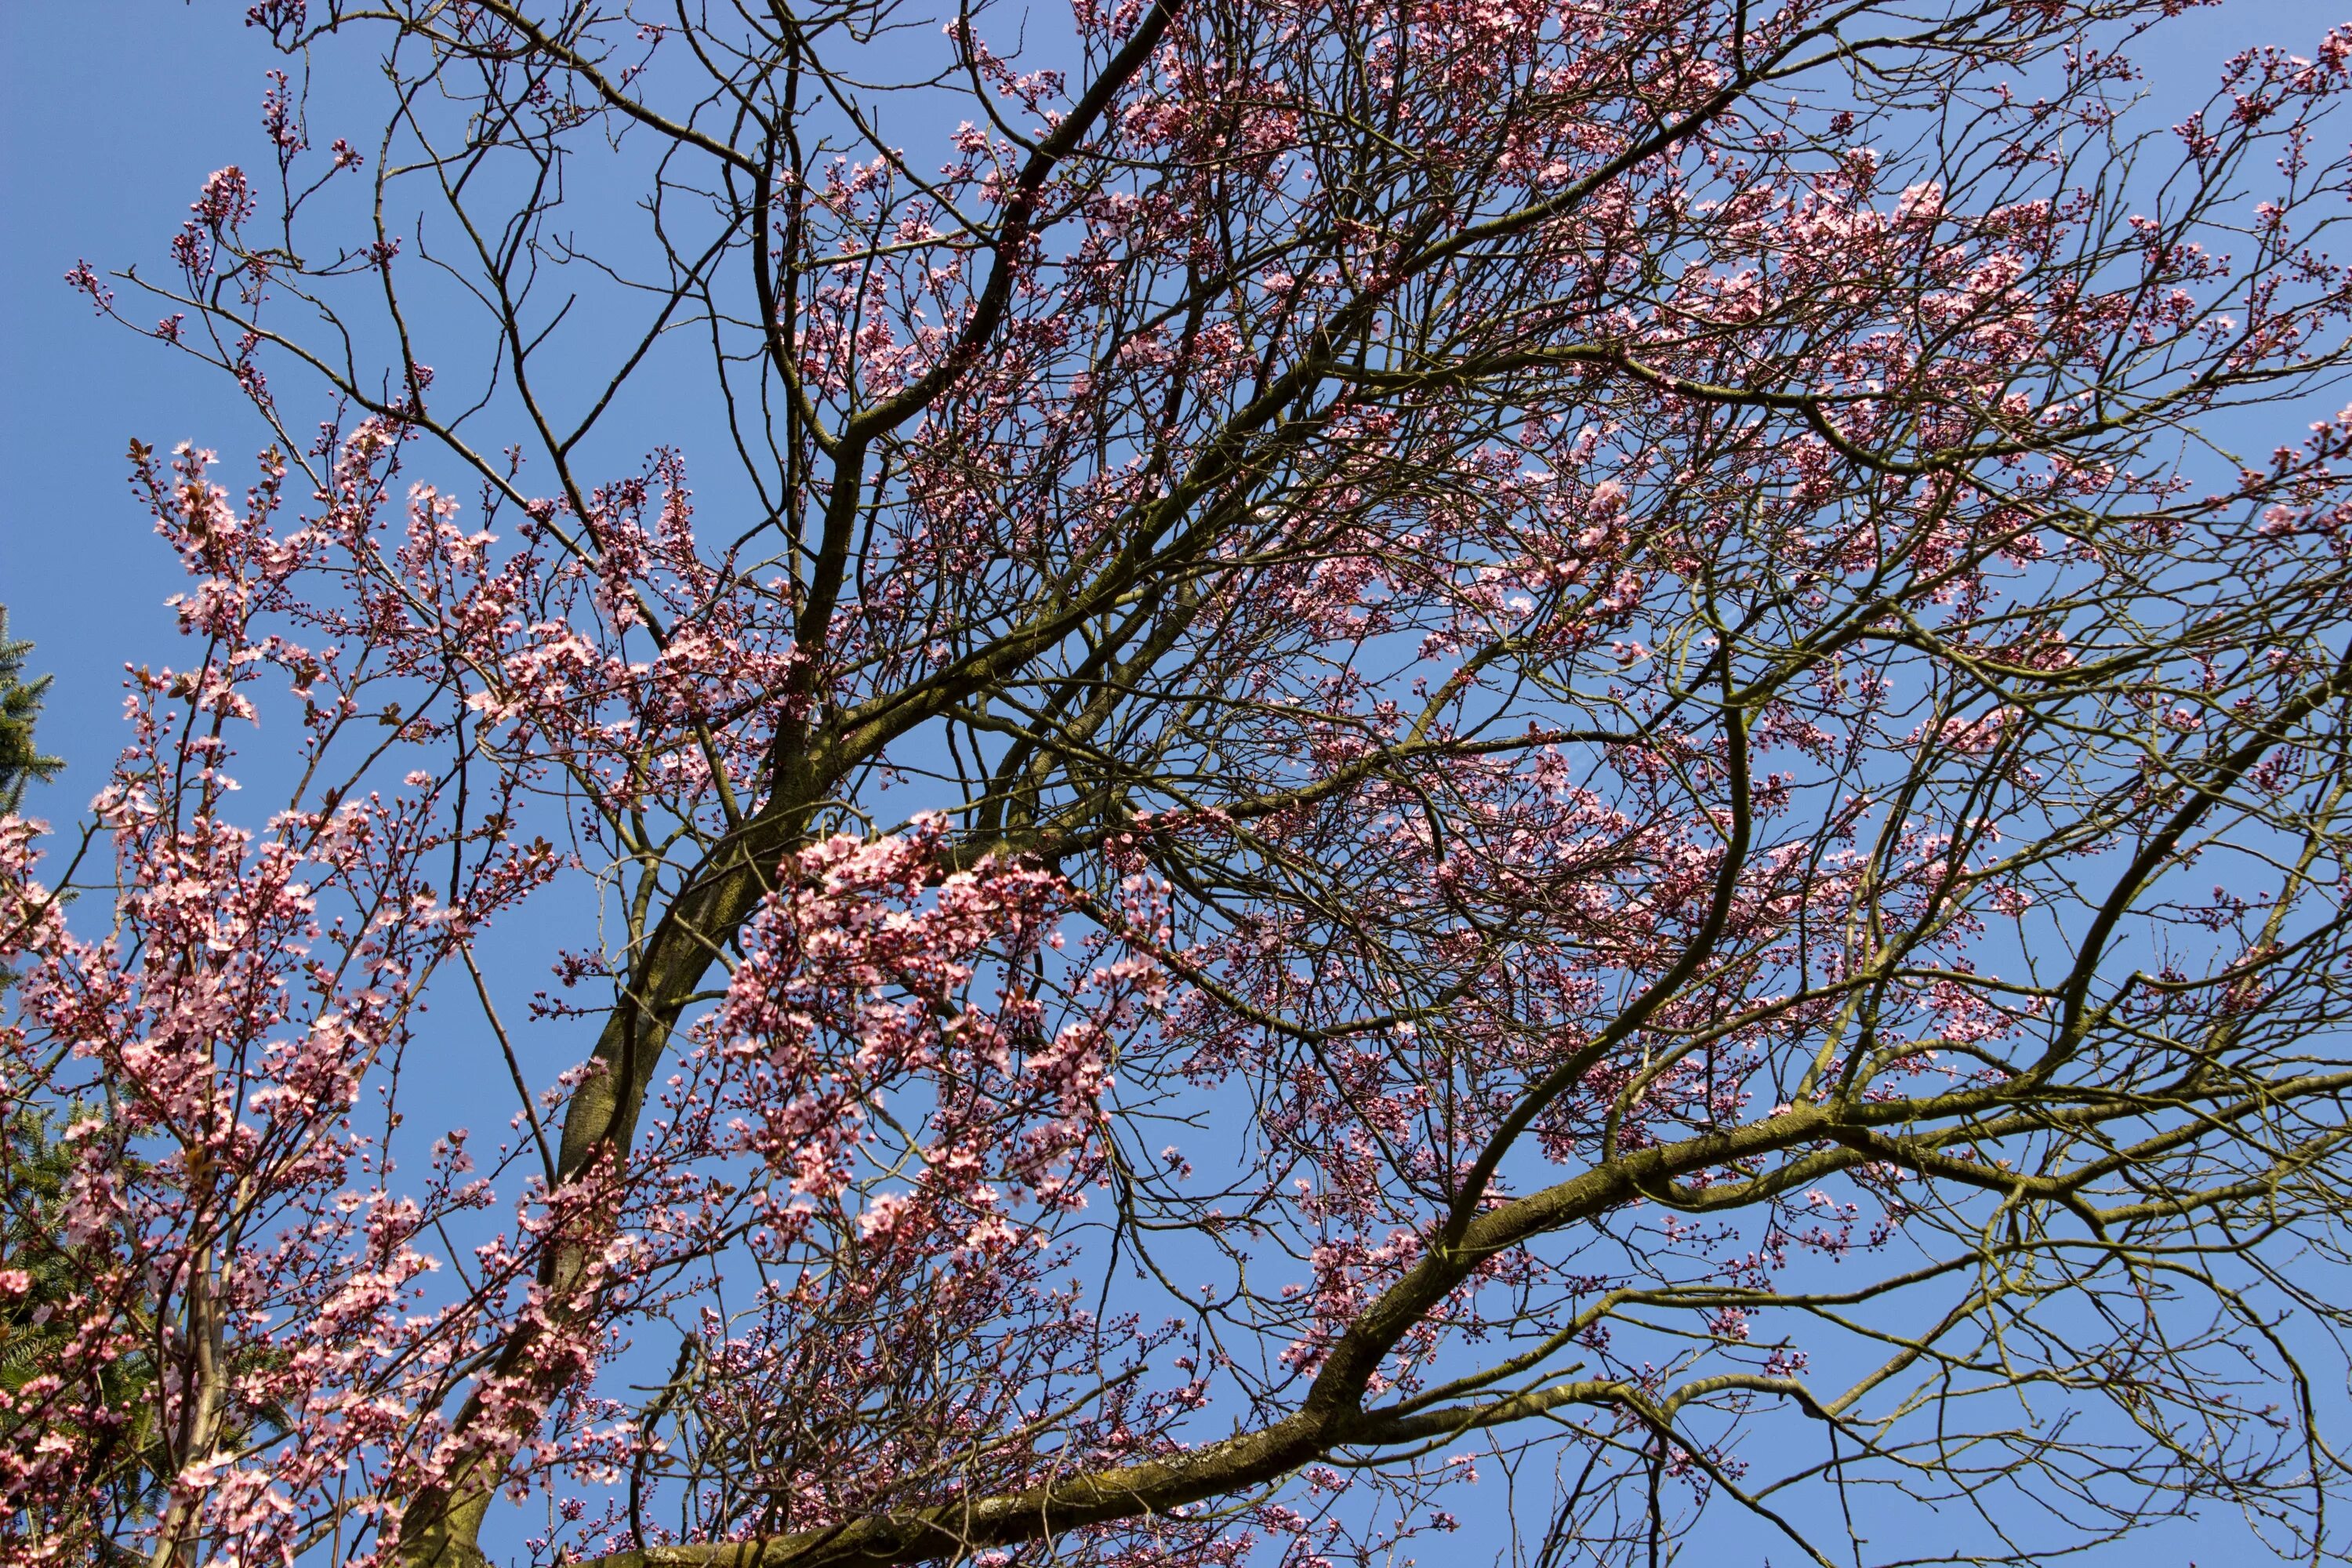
[4, 4, 266, 794]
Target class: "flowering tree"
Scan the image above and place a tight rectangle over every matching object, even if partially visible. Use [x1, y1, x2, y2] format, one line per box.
[13, 0, 2352, 1564]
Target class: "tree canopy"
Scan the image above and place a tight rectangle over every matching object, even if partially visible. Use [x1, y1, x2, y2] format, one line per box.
[11, 2, 2352, 1566]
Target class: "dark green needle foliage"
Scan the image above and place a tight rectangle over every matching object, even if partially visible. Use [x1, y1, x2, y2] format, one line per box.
[0, 608, 61, 817]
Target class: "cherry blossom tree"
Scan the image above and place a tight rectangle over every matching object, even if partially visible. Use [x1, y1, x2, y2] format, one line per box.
[13, 1, 2352, 1565]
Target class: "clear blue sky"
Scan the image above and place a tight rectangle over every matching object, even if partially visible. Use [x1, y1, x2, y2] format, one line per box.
[3, 5, 274, 795]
